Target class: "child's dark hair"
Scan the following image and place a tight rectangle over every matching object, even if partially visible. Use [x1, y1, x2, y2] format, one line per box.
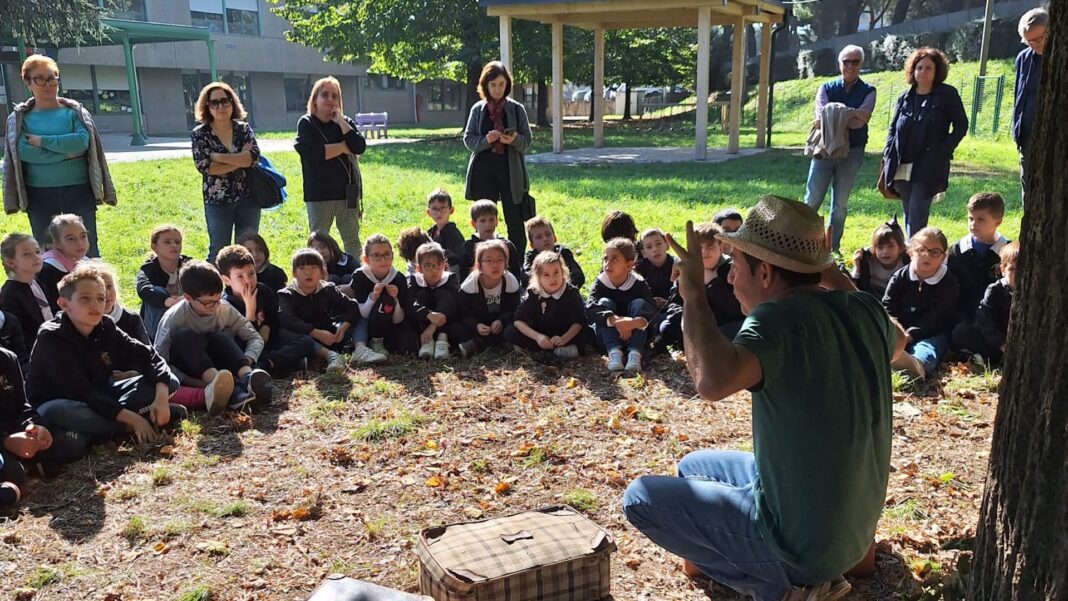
[415, 242, 446, 266]
[639, 228, 667, 244]
[291, 248, 327, 272]
[712, 208, 744, 226]
[524, 216, 554, 239]
[57, 264, 106, 300]
[307, 230, 343, 268]
[604, 237, 638, 262]
[397, 227, 431, 263]
[427, 188, 453, 208]
[179, 260, 224, 298]
[693, 222, 724, 245]
[236, 231, 271, 262]
[601, 211, 637, 242]
[362, 233, 392, 259]
[215, 244, 256, 277]
[470, 199, 499, 222]
[870, 216, 906, 254]
[47, 213, 86, 250]
[967, 191, 1006, 219]
[1, 233, 34, 276]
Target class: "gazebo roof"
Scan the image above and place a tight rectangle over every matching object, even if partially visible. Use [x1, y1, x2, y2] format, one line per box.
[480, 0, 785, 28]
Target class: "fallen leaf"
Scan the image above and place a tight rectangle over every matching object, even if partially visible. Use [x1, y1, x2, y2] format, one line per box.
[158, 445, 175, 458]
[566, 377, 578, 389]
[651, 425, 666, 437]
[677, 434, 689, 442]
[494, 481, 511, 495]
[425, 475, 445, 488]
[625, 557, 642, 570]
[608, 416, 621, 430]
[425, 439, 438, 450]
[153, 542, 169, 555]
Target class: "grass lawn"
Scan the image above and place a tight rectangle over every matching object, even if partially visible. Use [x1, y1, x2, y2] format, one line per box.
[0, 63, 1019, 598]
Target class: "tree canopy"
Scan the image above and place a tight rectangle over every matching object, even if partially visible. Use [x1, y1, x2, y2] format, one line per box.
[0, 0, 105, 48]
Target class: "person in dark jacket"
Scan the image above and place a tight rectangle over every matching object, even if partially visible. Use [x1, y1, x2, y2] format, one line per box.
[505, 251, 588, 360]
[425, 189, 466, 273]
[881, 47, 968, 237]
[407, 243, 460, 360]
[451, 240, 522, 357]
[93, 260, 151, 345]
[1, 234, 53, 349]
[237, 232, 288, 293]
[636, 229, 677, 305]
[1, 348, 87, 506]
[347, 234, 420, 358]
[0, 310, 29, 372]
[586, 238, 656, 374]
[660, 223, 744, 346]
[522, 216, 584, 289]
[952, 241, 1017, 364]
[947, 192, 1008, 322]
[294, 76, 367, 256]
[308, 230, 357, 285]
[882, 227, 959, 381]
[851, 216, 909, 299]
[1012, 8, 1048, 204]
[459, 200, 523, 283]
[136, 224, 191, 341]
[28, 266, 176, 444]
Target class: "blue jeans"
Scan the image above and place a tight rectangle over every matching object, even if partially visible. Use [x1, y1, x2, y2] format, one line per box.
[623, 450, 800, 601]
[25, 183, 100, 257]
[142, 285, 169, 341]
[594, 297, 653, 353]
[204, 197, 261, 262]
[893, 180, 935, 239]
[907, 333, 948, 375]
[36, 375, 166, 443]
[804, 146, 864, 252]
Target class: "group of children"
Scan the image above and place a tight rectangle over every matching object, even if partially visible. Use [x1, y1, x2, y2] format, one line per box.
[0, 183, 1017, 507]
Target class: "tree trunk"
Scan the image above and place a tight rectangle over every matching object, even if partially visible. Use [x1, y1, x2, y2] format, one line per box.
[589, 82, 595, 122]
[536, 79, 550, 127]
[463, 61, 482, 126]
[970, 1, 1068, 598]
[890, 0, 912, 25]
[837, 0, 864, 36]
[623, 81, 632, 121]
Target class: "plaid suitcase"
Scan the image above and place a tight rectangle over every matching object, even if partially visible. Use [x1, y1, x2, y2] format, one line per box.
[416, 505, 615, 601]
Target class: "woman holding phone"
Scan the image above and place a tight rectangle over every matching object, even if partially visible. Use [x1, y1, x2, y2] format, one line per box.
[463, 61, 534, 253]
[294, 76, 367, 256]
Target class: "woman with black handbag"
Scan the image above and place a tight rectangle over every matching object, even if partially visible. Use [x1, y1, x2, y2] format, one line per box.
[294, 77, 367, 256]
[190, 82, 262, 262]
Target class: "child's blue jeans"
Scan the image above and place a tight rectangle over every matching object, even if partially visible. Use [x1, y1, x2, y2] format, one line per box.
[907, 333, 949, 375]
[594, 297, 653, 353]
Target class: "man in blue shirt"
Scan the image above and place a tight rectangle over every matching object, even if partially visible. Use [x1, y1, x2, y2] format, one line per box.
[1012, 7, 1048, 206]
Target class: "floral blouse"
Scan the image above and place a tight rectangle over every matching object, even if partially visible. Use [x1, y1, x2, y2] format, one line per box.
[190, 119, 261, 205]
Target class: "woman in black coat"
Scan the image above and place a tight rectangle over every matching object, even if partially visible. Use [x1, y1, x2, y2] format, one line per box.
[881, 47, 968, 238]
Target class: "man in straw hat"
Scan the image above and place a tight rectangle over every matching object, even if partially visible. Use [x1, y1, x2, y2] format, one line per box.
[622, 196, 908, 601]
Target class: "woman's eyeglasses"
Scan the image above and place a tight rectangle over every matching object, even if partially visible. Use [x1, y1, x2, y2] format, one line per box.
[29, 75, 60, 87]
[208, 98, 233, 109]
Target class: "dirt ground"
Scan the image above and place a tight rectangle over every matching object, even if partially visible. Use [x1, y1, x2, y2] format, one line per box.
[0, 352, 997, 600]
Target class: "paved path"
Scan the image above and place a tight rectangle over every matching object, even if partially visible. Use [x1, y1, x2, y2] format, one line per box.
[100, 133, 416, 163]
[526, 146, 767, 166]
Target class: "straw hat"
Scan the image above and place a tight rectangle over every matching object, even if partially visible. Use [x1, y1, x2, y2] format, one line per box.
[716, 195, 834, 274]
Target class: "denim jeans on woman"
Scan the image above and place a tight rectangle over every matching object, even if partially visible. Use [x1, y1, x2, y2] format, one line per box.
[804, 146, 864, 252]
[623, 450, 804, 601]
[26, 183, 100, 257]
[893, 180, 936, 239]
[204, 196, 261, 262]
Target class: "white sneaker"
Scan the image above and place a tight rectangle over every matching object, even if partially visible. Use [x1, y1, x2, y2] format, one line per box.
[606, 349, 625, 372]
[418, 340, 435, 359]
[553, 344, 579, 359]
[369, 338, 390, 358]
[625, 350, 643, 373]
[205, 370, 234, 416]
[433, 339, 450, 360]
[780, 576, 851, 601]
[326, 352, 347, 374]
[350, 345, 387, 365]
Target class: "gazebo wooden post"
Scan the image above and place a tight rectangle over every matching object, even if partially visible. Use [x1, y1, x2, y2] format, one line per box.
[500, 16, 513, 71]
[552, 20, 564, 153]
[728, 16, 746, 154]
[593, 26, 605, 148]
[755, 23, 772, 148]
[695, 7, 712, 160]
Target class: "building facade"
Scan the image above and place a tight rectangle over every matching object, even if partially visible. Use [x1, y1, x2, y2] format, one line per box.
[1, 0, 468, 136]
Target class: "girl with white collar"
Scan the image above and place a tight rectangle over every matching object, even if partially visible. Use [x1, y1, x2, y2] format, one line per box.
[348, 233, 420, 359]
[505, 251, 587, 360]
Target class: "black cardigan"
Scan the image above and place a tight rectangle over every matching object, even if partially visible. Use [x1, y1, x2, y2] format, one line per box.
[293, 114, 366, 203]
[428, 222, 466, 270]
[0, 347, 36, 441]
[406, 272, 460, 329]
[460, 235, 524, 283]
[0, 280, 51, 347]
[636, 255, 676, 299]
[277, 282, 361, 334]
[665, 259, 744, 329]
[35, 264, 64, 312]
[975, 279, 1012, 351]
[585, 272, 656, 327]
[258, 262, 289, 293]
[136, 255, 192, 317]
[882, 83, 968, 195]
[458, 272, 522, 328]
[947, 236, 1007, 321]
[882, 266, 960, 341]
[513, 285, 587, 337]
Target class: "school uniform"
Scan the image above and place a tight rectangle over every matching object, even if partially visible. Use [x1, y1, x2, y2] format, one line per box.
[225, 283, 317, 373]
[277, 281, 361, 352]
[882, 263, 960, 375]
[585, 271, 656, 354]
[636, 255, 676, 300]
[257, 262, 288, 293]
[0, 310, 29, 372]
[406, 272, 460, 332]
[952, 278, 1012, 362]
[460, 234, 524, 283]
[154, 300, 264, 384]
[522, 245, 585, 289]
[108, 304, 150, 345]
[851, 250, 908, 300]
[0, 279, 55, 349]
[504, 284, 588, 353]
[327, 253, 359, 286]
[661, 257, 745, 345]
[428, 222, 466, 272]
[450, 271, 522, 349]
[947, 234, 1008, 321]
[35, 266, 65, 313]
[136, 254, 192, 341]
[28, 312, 176, 443]
[349, 266, 419, 354]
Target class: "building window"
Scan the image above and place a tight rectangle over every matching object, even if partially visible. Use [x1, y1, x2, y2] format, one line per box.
[368, 75, 406, 90]
[191, 0, 258, 35]
[60, 65, 96, 113]
[427, 81, 460, 112]
[100, 0, 147, 21]
[284, 77, 312, 112]
[60, 65, 137, 115]
[190, 11, 225, 33]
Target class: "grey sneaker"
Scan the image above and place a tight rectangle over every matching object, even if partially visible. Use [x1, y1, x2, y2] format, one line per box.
[350, 345, 388, 365]
[205, 370, 235, 416]
[780, 576, 851, 601]
[553, 344, 579, 359]
[369, 337, 390, 358]
[433, 339, 450, 360]
[418, 340, 435, 359]
[326, 352, 347, 374]
[624, 350, 643, 373]
[606, 349, 625, 372]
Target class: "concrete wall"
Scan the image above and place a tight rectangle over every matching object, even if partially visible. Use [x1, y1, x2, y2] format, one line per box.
[139, 68, 188, 135]
[359, 83, 416, 123]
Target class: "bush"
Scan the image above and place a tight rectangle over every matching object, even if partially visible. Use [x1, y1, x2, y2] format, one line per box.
[867, 32, 951, 73]
[947, 17, 1022, 63]
[796, 48, 838, 79]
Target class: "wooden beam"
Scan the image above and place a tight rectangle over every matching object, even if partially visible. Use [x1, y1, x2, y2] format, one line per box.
[728, 16, 746, 154]
[499, 16, 513, 71]
[593, 26, 605, 148]
[552, 21, 564, 153]
[551, 14, 741, 29]
[489, 0, 748, 17]
[710, 2, 744, 16]
[695, 7, 712, 160]
[755, 22, 772, 148]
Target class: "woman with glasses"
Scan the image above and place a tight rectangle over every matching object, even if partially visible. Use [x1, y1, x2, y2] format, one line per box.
[190, 82, 262, 262]
[1012, 7, 1048, 205]
[3, 55, 114, 257]
[881, 47, 968, 238]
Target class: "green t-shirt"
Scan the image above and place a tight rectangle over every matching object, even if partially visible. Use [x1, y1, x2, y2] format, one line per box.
[733, 290, 894, 582]
[17, 107, 90, 188]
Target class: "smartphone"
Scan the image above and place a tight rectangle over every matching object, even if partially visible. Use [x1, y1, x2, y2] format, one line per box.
[503, 128, 516, 137]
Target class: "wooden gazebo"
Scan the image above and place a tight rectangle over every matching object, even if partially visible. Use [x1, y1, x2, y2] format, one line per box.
[480, 0, 785, 159]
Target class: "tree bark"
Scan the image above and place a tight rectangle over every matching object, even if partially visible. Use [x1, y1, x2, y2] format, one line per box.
[464, 60, 482, 124]
[536, 79, 550, 127]
[837, 0, 864, 36]
[970, 1, 1068, 598]
[623, 81, 632, 121]
[890, 0, 912, 25]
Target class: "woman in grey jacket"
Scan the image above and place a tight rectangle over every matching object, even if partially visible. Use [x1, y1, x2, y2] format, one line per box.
[463, 61, 534, 254]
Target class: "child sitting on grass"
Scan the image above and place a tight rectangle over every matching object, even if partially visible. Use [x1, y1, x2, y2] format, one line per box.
[398, 226, 432, 276]
[882, 227, 960, 381]
[426, 188, 465, 272]
[952, 241, 1018, 365]
[238, 232, 288, 293]
[28, 266, 177, 444]
[407, 243, 459, 360]
[277, 248, 367, 369]
[660, 222, 744, 346]
[586, 238, 656, 373]
[136, 224, 191, 341]
[308, 230, 357, 286]
[1, 233, 52, 350]
[460, 200, 523, 282]
[94, 260, 149, 344]
[852, 216, 908, 299]
[505, 251, 586, 359]
[636, 228, 677, 308]
[712, 208, 744, 233]
[349, 234, 419, 358]
[601, 210, 638, 243]
[454, 239, 522, 357]
[948, 192, 1009, 322]
[37, 213, 90, 311]
[522, 216, 584, 289]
